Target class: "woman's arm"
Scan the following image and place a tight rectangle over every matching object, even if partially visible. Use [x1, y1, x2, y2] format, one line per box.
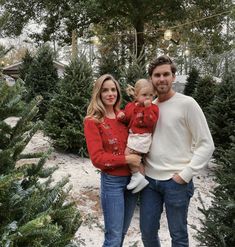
[84, 118, 141, 170]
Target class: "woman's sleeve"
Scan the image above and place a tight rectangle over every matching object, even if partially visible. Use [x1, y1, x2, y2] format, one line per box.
[119, 103, 133, 124]
[84, 118, 127, 170]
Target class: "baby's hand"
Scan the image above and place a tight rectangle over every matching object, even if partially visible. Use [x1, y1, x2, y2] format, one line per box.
[144, 99, 151, 107]
[117, 111, 125, 119]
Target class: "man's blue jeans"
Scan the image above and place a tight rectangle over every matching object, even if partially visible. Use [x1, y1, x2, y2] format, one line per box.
[101, 172, 138, 247]
[140, 176, 194, 247]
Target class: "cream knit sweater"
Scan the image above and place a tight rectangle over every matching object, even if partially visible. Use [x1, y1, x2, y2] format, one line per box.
[145, 92, 215, 183]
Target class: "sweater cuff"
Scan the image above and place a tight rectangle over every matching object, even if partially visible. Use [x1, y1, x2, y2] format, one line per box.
[110, 155, 127, 168]
[178, 167, 194, 183]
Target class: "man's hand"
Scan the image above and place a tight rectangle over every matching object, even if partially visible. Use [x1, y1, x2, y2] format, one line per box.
[172, 173, 187, 184]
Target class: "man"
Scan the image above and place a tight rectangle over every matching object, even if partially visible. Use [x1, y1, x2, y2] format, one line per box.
[140, 55, 215, 247]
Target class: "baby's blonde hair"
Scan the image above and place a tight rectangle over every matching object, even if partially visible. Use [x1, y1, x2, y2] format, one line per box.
[134, 79, 154, 96]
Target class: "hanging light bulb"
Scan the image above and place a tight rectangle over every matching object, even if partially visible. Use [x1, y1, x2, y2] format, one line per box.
[91, 36, 100, 45]
[164, 29, 173, 41]
[184, 48, 190, 56]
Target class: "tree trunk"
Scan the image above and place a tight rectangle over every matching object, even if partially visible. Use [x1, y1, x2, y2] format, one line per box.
[134, 19, 145, 65]
[72, 30, 78, 61]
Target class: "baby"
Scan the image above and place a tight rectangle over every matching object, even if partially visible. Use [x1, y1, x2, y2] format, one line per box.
[118, 79, 159, 193]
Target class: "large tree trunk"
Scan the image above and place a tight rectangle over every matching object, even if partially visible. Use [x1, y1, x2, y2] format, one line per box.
[134, 19, 145, 66]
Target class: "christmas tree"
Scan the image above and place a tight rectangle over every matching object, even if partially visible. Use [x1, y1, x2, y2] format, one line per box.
[196, 141, 235, 246]
[24, 45, 59, 119]
[196, 69, 235, 246]
[98, 49, 122, 80]
[207, 70, 235, 159]
[193, 75, 217, 114]
[183, 67, 200, 96]
[0, 79, 82, 246]
[19, 49, 34, 81]
[120, 51, 147, 105]
[44, 56, 93, 156]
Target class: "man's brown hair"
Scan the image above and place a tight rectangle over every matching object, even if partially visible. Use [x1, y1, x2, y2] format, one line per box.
[148, 55, 177, 76]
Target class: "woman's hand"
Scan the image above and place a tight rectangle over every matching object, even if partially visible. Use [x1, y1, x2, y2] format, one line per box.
[126, 154, 142, 168]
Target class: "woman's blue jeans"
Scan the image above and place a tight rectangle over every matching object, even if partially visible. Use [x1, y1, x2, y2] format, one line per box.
[140, 176, 194, 247]
[101, 172, 138, 247]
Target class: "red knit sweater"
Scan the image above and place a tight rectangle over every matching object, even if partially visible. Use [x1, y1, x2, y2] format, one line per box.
[84, 116, 131, 176]
[119, 102, 159, 134]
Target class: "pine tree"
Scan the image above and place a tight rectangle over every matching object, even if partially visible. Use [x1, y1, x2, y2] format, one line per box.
[183, 67, 200, 96]
[196, 141, 235, 247]
[195, 68, 235, 247]
[192, 75, 217, 114]
[98, 50, 122, 80]
[24, 45, 59, 119]
[44, 56, 93, 156]
[19, 49, 34, 81]
[120, 50, 147, 86]
[120, 51, 147, 105]
[0, 79, 82, 246]
[207, 70, 235, 159]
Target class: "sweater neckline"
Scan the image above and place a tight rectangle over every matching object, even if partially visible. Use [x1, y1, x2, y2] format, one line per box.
[157, 92, 177, 104]
[105, 116, 117, 120]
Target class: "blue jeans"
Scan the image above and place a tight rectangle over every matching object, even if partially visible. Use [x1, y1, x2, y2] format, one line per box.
[140, 176, 194, 247]
[101, 172, 138, 247]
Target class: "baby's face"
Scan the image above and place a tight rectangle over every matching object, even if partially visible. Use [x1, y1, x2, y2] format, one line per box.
[136, 86, 154, 104]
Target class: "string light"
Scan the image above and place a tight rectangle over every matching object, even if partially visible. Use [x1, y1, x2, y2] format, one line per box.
[90, 9, 232, 39]
[165, 10, 232, 31]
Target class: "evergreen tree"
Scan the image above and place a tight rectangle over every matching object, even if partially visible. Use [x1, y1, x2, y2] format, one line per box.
[0, 79, 25, 120]
[196, 141, 235, 247]
[183, 67, 200, 96]
[24, 45, 59, 119]
[192, 75, 217, 114]
[0, 79, 82, 246]
[206, 69, 235, 159]
[196, 68, 235, 247]
[120, 50, 147, 86]
[19, 49, 34, 81]
[44, 56, 93, 156]
[120, 51, 147, 105]
[98, 49, 122, 80]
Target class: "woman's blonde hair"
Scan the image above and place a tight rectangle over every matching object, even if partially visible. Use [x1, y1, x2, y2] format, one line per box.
[86, 74, 122, 121]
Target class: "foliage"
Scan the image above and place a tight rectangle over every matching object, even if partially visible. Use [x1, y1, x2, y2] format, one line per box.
[0, 0, 232, 64]
[196, 142, 235, 247]
[19, 49, 34, 81]
[183, 67, 200, 96]
[24, 44, 59, 119]
[0, 78, 26, 119]
[97, 48, 123, 80]
[0, 44, 14, 59]
[206, 68, 235, 160]
[44, 55, 93, 156]
[0, 79, 82, 246]
[195, 66, 235, 246]
[192, 75, 217, 113]
[119, 51, 148, 106]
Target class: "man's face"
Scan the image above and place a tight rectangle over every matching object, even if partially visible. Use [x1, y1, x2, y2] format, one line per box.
[151, 64, 175, 97]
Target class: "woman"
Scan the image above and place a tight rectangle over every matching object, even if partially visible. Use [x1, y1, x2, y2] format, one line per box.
[84, 74, 141, 247]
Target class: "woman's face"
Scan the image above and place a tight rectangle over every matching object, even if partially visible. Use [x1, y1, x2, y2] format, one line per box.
[101, 79, 118, 108]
